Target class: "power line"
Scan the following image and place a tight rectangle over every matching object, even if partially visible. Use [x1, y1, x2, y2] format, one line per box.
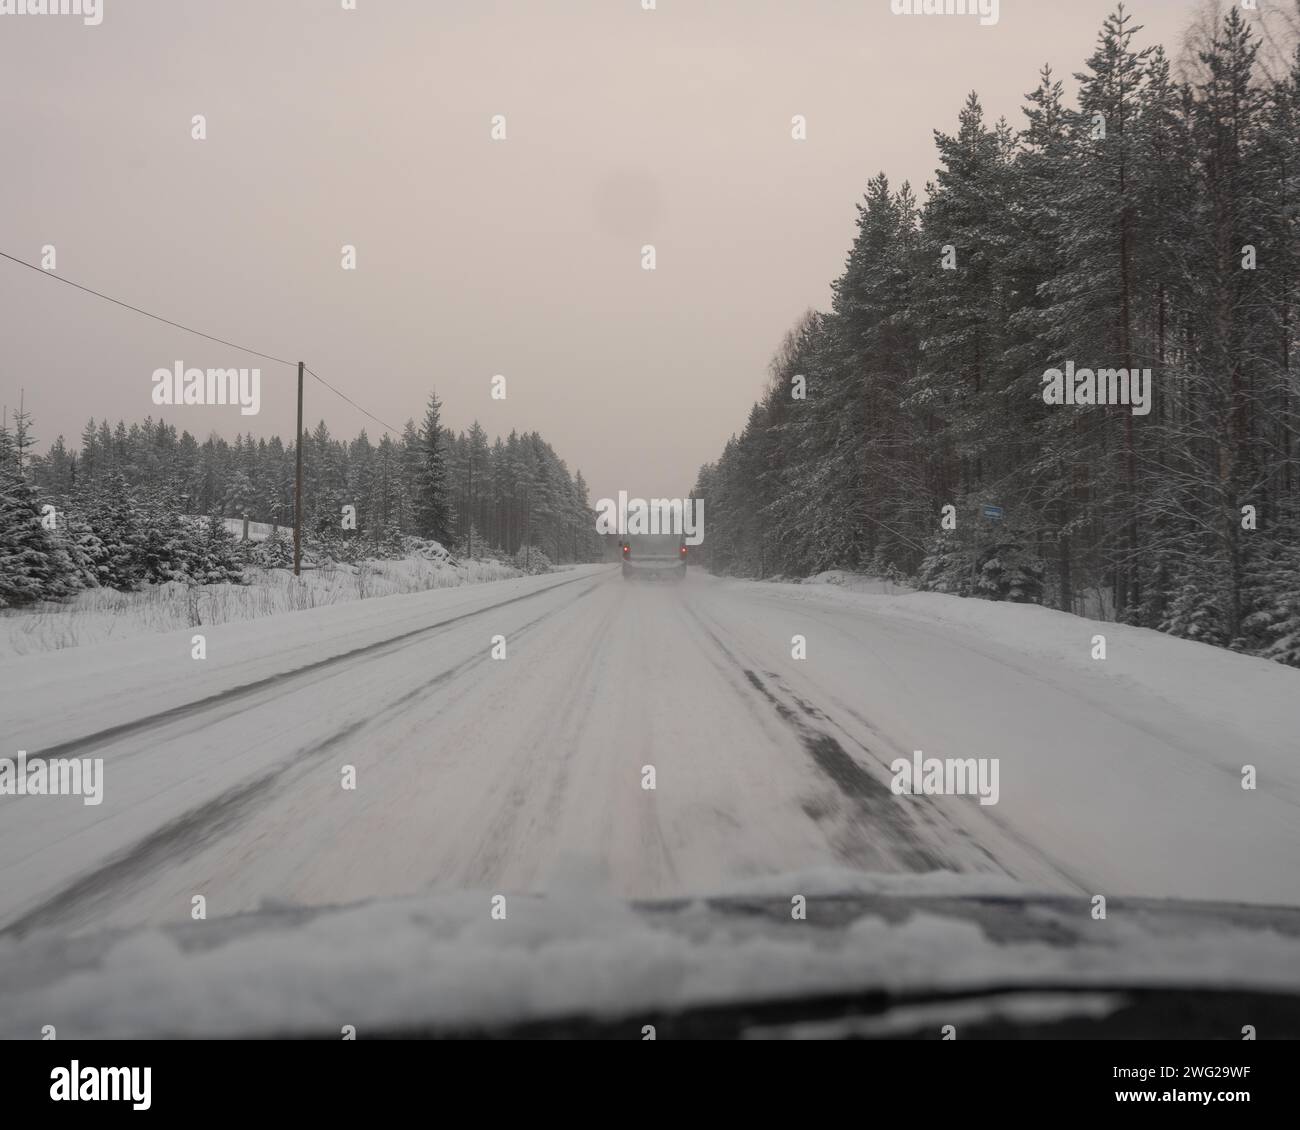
[0, 248, 399, 434]
[0, 249, 297, 368]
[304, 366, 400, 435]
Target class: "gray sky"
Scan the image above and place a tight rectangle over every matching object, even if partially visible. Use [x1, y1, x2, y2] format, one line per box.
[2, 0, 1205, 504]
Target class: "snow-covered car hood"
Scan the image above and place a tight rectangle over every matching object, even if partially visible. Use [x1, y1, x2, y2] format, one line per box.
[3, 870, 1298, 1039]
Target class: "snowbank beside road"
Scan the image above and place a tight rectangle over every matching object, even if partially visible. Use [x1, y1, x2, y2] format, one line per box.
[698, 576, 1300, 905]
[0, 552, 524, 657]
[742, 579, 1300, 774]
[0, 565, 608, 758]
[803, 570, 914, 595]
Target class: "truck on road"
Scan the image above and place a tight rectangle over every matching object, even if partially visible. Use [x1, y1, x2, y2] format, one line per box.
[621, 533, 688, 582]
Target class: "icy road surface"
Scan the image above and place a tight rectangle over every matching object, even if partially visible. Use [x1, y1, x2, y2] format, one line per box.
[3, 565, 1299, 940]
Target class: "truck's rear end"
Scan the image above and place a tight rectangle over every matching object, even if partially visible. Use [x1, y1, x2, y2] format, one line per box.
[621, 533, 688, 581]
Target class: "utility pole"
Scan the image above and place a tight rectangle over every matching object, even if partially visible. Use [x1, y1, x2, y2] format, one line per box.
[294, 361, 304, 576]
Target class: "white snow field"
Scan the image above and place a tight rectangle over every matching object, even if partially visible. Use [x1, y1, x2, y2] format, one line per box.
[2, 565, 1298, 954]
[0, 552, 520, 657]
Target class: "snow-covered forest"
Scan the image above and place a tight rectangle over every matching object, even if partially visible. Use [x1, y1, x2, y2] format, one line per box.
[0, 389, 604, 608]
[694, 7, 1300, 666]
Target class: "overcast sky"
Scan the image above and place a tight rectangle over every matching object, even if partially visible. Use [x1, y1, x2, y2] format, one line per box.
[2, 0, 1209, 504]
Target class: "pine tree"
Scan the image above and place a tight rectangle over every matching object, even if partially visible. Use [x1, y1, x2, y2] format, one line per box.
[138, 507, 185, 583]
[83, 473, 146, 590]
[464, 421, 491, 556]
[399, 418, 421, 533]
[59, 511, 105, 589]
[690, 3, 1300, 668]
[0, 415, 14, 476]
[10, 399, 35, 477]
[414, 393, 453, 544]
[192, 514, 244, 584]
[253, 524, 295, 569]
[0, 468, 78, 607]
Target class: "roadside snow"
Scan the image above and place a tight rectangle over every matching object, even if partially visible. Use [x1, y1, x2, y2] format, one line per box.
[0, 565, 605, 757]
[691, 576, 1300, 905]
[217, 518, 277, 543]
[0, 553, 524, 657]
[803, 570, 915, 595]
[742, 580, 1300, 771]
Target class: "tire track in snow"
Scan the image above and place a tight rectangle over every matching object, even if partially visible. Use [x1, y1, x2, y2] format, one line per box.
[23, 569, 603, 769]
[686, 585, 1094, 894]
[680, 600, 944, 871]
[0, 577, 609, 939]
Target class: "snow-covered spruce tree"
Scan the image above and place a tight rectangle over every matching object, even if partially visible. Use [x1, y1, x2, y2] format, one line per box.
[0, 468, 79, 607]
[1240, 546, 1300, 667]
[1158, 558, 1230, 648]
[830, 172, 924, 577]
[307, 525, 343, 565]
[511, 544, 552, 575]
[1184, 9, 1270, 644]
[916, 533, 971, 596]
[372, 434, 404, 542]
[80, 473, 146, 590]
[398, 418, 421, 532]
[137, 504, 196, 584]
[975, 542, 1045, 604]
[56, 511, 105, 590]
[191, 514, 244, 584]
[336, 530, 367, 565]
[911, 94, 1012, 538]
[378, 524, 406, 560]
[0, 415, 15, 477]
[253, 525, 294, 569]
[347, 430, 377, 546]
[1056, 6, 1152, 622]
[917, 526, 1044, 604]
[306, 419, 348, 535]
[1002, 64, 1079, 613]
[412, 393, 453, 545]
[233, 533, 259, 568]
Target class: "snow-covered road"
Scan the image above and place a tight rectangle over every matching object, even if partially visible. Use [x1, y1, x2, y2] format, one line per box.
[3, 565, 1299, 940]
